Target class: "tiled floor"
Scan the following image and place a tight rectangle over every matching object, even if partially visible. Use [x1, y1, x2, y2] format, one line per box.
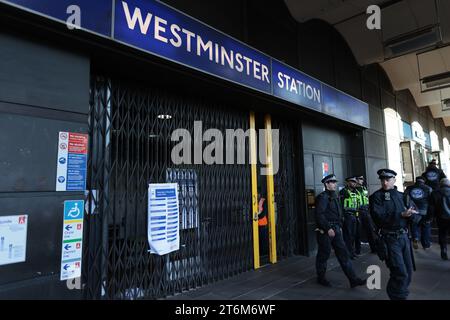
[166, 244, 450, 300]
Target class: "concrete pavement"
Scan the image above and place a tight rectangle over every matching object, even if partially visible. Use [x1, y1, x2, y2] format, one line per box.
[166, 244, 450, 300]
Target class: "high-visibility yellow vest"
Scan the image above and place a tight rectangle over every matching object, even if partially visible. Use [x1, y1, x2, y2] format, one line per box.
[356, 187, 369, 206]
[343, 189, 359, 211]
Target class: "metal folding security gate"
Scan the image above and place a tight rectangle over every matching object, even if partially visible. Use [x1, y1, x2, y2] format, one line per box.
[83, 75, 253, 299]
[272, 117, 299, 259]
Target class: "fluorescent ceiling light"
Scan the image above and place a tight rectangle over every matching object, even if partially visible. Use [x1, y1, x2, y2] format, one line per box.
[384, 26, 440, 58]
[422, 71, 450, 91]
[157, 114, 172, 120]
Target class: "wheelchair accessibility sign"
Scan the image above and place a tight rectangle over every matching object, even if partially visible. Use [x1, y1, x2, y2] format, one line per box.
[64, 200, 84, 221]
[61, 200, 84, 281]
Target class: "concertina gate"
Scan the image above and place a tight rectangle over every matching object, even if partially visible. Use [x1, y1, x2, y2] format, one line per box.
[82, 74, 298, 299]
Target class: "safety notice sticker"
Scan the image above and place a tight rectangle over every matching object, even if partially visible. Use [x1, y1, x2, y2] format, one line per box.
[56, 132, 88, 192]
[0, 215, 28, 266]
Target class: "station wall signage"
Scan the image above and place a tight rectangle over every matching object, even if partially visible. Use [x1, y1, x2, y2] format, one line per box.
[0, 0, 370, 128]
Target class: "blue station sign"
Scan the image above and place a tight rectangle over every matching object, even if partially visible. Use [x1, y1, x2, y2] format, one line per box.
[114, 0, 272, 94]
[0, 0, 370, 128]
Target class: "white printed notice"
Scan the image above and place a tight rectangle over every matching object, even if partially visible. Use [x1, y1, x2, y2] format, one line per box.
[148, 183, 180, 255]
[0, 215, 28, 266]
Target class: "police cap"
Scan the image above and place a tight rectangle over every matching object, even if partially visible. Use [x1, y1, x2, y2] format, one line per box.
[321, 174, 338, 184]
[377, 168, 397, 179]
[416, 176, 426, 183]
[345, 176, 358, 182]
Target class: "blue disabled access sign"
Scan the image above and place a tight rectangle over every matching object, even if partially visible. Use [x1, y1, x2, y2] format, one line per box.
[60, 200, 84, 281]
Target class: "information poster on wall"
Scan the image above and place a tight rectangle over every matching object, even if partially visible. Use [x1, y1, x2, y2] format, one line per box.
[322, 162, 329, 178]
[0, 215, 28, 266]
[60, 200, 84, 281]
[148, 183, 180, 255]
[56, 132, 88, 192]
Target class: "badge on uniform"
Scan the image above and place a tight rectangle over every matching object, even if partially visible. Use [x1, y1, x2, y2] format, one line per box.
[384, 192, 391, 201]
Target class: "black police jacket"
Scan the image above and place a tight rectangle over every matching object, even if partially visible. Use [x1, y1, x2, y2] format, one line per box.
[404, 183, 432, 216]
[429, 187, 450, 221]
[422, 167, 446, 190]
[315, 190, 342, 231]
[369, 187, 411, 231]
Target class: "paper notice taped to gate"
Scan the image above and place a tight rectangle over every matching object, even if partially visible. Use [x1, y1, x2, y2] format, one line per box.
[148, 183, 180, 255]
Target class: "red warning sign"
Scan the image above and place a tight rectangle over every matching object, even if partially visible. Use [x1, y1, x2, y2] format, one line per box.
[68, 133, 88, 154]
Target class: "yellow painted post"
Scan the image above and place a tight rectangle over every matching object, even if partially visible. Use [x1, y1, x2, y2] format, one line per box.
[250, 111, 260, 269]
[264, 114, 277, 264]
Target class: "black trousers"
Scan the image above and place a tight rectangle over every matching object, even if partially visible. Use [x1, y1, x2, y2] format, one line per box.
[316, 226, 358, 282]
[437, 219, 450, 250]
[343, 214, 358, 255]
[359, 209, 377, 252]
[384, 233, 413, 300]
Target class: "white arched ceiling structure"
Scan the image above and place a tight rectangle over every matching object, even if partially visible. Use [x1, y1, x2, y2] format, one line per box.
[284, 0, 450, 125]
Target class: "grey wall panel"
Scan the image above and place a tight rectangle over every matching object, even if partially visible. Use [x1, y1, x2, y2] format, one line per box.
[428, 116, 436, 134]
[409, 111, 420, 124]
[0, 112, 88, 192]
[362, 64, 379, 86]
[298, 20, 335, 86]
[366, 157, 387, 190]
[0, 193, 83, 299]
[0, 274, 81, 299]
[349, 157, 366, 177]
[363, 81, 381, 109]
[369, 105, 384, 133]
[332, 156, 346, 182]
[0, 194, 83, 288]
[419, 114, 429, 132]
[381, 89, 396, 110]
[396, 99, 410, 123]
[303, 123, 350, 156]
[334, 38, 361, 100]
[0, 32, 89, 114]
[365, 131, 386, 159]
[304, 153, 314, 186]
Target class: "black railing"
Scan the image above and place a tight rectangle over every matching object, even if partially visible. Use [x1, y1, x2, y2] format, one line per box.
[83, 75, 253, 299]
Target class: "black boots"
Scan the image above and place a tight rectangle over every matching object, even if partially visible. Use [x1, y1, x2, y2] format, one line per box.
[350, 278, 366, 288]
[441, 248, 448, 260]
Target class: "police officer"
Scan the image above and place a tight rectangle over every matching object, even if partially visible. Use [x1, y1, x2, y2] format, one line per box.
[356, 175, 377, 253]
[428, 178, 450, 260]
[340, 176, 360, 259]
[422, 159, 446, 191]
[404, 176, 432, 250]
[315, 174, 366, 288]
[369, 169, 418, 300]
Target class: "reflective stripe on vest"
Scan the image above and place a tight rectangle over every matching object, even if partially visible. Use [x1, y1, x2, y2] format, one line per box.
[357, 188, 369, 206]
[343, 189, 359, 210]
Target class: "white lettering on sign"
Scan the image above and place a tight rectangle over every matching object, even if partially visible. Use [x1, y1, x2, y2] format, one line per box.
[276, 72, 321, 103]
[121, 1, 270, 84]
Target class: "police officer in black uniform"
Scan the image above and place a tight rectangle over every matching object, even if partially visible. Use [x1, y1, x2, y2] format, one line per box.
[369, 169, 418, 300]
[422, 159, 446, 191]
[429, 178, 450, 260]
[404, 176, 432, 250]
[315, 174, 366, 288]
